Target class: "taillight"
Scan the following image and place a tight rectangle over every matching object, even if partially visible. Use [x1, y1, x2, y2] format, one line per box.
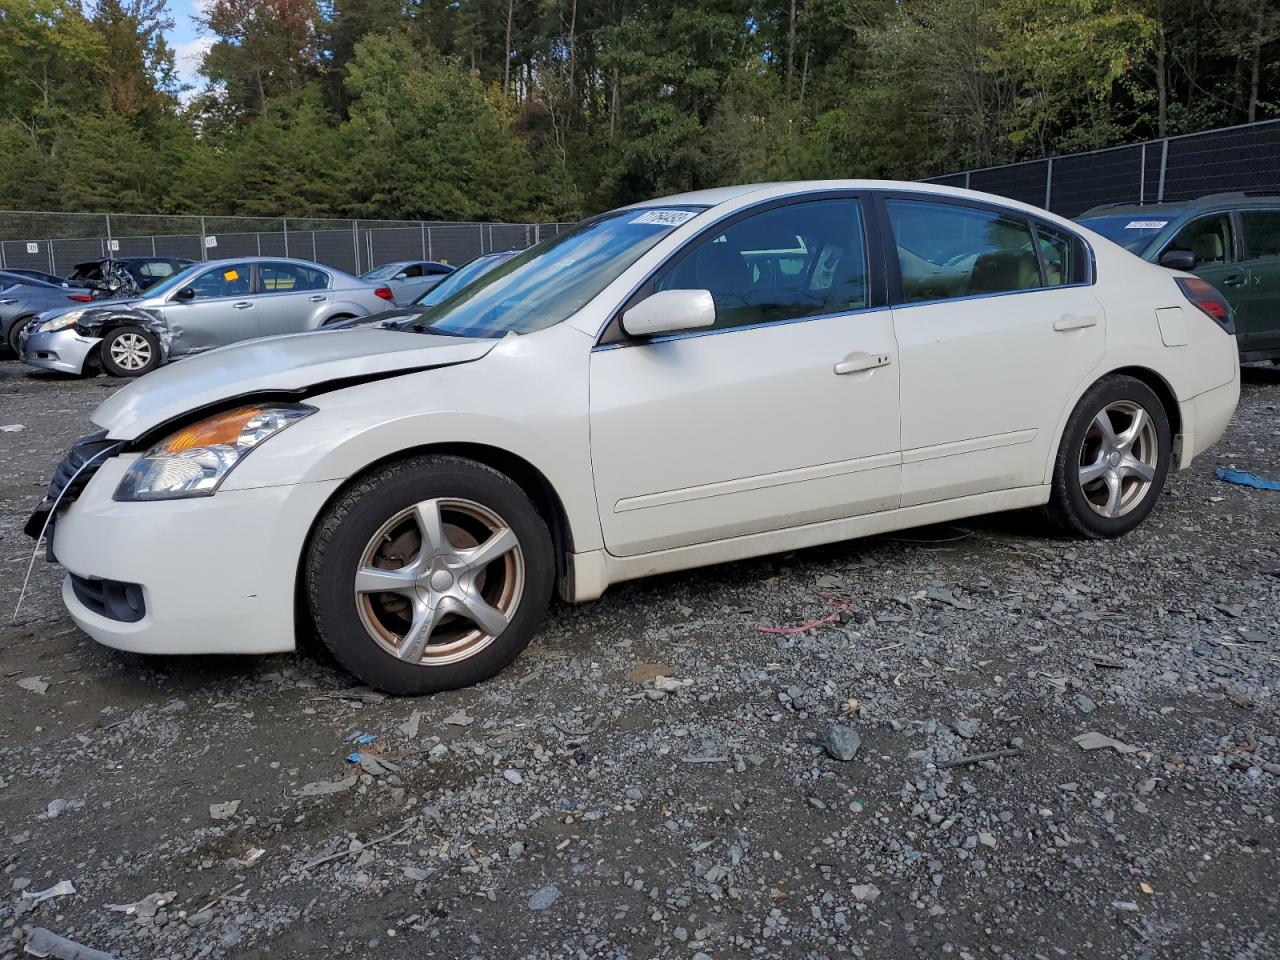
[67, 293, 93, 302]
[374, 286, 394, 301]
[1176, 277, 1234, 334]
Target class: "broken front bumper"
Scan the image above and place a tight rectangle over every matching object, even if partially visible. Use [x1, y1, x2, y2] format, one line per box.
[20, 326, 101, 375]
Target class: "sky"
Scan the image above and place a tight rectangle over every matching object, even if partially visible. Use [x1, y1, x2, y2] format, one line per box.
[166, 0, 212, 93]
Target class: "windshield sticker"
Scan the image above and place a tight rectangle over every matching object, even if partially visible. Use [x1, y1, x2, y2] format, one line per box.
[223, 269, 240, 281]
[1125, 220, 1168, 230]
[630, 209, 698, 227]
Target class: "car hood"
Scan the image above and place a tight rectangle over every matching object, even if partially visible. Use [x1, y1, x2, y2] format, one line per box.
[92, 328, 500, 440]
[37, 297, 143, 321]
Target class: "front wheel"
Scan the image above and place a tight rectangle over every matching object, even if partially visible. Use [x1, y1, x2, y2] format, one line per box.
[100, 326, 161, 377]
[304, 455, 554, 695]
[1044, 375, 1171, 538]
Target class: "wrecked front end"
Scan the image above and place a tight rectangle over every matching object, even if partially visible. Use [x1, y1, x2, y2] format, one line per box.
[20, 306, 172, 376]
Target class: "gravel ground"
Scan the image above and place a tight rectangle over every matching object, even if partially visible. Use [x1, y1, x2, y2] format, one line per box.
[1, 358, 1278, 960]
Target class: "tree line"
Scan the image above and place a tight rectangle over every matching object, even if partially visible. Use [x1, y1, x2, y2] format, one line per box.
[1, 0, 1276, 223]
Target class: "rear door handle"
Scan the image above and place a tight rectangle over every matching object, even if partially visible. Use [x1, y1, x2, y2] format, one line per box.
[1222, 274, 1247, 288]
[1052, 314, 1098, 332]
[233, 301, 253, 310]
[834, 352, 892, 375]
[308, 295, 327, 302]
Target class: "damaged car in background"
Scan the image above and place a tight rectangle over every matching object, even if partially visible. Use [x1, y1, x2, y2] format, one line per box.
[19, 257, 395, 377]
[25, 181, 1239, 696]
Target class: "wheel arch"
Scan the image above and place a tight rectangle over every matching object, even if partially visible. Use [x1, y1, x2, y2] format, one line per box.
[1042, 364, 1183, 485]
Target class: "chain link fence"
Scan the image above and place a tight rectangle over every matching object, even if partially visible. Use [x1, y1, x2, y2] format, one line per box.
[0, 212, 575, 279]
[924, 118, 1280, 218]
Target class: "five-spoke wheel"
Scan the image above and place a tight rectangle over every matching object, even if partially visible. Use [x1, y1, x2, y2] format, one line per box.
[305, 455, 554, 695]
[1047, 375, 1170, 538]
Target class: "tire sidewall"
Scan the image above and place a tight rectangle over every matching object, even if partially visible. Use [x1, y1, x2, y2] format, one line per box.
[7, 318, 29, 357]
[1059, 377, 1171, 537]
[306, 457, 554, 695]
[101, 326, 161, 378]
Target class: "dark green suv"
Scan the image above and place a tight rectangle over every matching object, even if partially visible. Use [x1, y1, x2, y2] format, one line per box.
[1078, 193, 1280, 363]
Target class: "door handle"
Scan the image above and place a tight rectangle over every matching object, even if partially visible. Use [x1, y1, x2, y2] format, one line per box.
[1222, 274, 1247, 287]
[308, 295, 327, 302]
[232, 301, 253, 310]
[834, 352, 892, 375]
[1052, 314, 1098, 332]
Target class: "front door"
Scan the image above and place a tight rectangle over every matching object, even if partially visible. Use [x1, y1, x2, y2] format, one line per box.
[1235, 209, 1280, 357]
[882, 196, 1107, 506]
[164, 261, 258, 354]
[589, 196, 901, 557]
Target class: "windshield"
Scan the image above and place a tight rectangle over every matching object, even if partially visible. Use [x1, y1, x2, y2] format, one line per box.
[415, 252, 515, 307]
[143, 263, 204, 299]
[415, 208, 703, 338]
[1078, 214, 1176, 253]
[362, 263, 405, 280]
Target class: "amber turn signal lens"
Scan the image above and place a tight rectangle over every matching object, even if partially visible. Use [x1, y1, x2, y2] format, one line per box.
[162, 406, 267, 453]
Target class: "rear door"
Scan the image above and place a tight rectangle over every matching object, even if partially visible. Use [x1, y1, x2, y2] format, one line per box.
[882, 194, 1105, 506]
[1235, 209, 1280, 357]
[255, 262, 333, 334]
[163, 261, 258, 353]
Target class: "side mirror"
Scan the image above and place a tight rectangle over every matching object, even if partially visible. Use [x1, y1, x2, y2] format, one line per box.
[173, 286, 196, 302]
[621, 289, 716, 338]
[1159, 249, 1197, 272]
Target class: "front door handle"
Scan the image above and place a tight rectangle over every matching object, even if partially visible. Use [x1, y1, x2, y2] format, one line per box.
[232, 301, 253, 310]
[308, 295, 327, 302]
[834, 352, 892, 375]
[1052, 314, 1098, 332]
[1222, 274, 1247, 288]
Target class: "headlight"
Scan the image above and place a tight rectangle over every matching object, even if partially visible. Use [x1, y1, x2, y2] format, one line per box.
[38, 310, 85, 333]
[114, 404, 314, 501]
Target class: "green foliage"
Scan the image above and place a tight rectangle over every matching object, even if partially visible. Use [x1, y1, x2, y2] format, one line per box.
[0, 0, 1277, 219]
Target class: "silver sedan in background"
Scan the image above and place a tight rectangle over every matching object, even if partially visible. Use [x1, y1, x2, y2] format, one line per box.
[1, 271, 95, 356]
[361, 260, 454, 303]
[20, 257, 395, 377]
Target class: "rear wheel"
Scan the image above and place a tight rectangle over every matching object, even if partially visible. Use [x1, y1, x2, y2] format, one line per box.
[1045, 375, 1171, 538]
[100, 326, 160, 377]
[305, 455, 554, 695]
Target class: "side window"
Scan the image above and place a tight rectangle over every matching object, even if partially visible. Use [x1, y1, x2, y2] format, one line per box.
[140, 261, 175, 279]
[184, 263, 253, 299]
[885, 199, 1039, 302]
[400, 264, 423, 278]
[1168, 214, 1233, 265]
[427, 263, 452, 275]
[1241, 211, 1280, 261]
[259, 263, 329, 292]
[655, 198, 868, 331]
[1035, 224, 1076, 286]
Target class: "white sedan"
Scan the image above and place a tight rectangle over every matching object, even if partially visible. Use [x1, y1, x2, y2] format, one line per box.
[28, 181, 1240, 694]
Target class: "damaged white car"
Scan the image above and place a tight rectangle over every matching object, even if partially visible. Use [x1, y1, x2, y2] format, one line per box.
[27, 181, 1239, 695]
[19, 257, 394, 377]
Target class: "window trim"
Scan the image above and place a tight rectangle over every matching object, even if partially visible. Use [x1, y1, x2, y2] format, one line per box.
[596, 190, 884, 347]
[873, 191, 1095, 309]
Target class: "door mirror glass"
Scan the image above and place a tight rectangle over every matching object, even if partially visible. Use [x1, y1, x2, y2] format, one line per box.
[622, 289, 716, 337]
[1159, 249, 1197, 272]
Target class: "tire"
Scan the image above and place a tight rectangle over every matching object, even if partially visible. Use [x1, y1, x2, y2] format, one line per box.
[100, 326, 161, 378]
[304, 455, 555, 695]
[1044, 375, 1171, 538]
[6, 317, 31, 357]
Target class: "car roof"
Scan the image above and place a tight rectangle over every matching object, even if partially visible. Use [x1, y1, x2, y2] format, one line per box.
[1079, 192, 1280, 218]
[0, 270, 58, 288]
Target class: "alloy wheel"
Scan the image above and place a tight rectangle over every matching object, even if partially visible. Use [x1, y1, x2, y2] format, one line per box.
[353, 497, 525, 665]
[110, 332, 152, 371]
[1077, 400, 1159, 518]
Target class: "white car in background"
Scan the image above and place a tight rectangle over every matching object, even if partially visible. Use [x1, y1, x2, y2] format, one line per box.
[27, 181, 1239, 694]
